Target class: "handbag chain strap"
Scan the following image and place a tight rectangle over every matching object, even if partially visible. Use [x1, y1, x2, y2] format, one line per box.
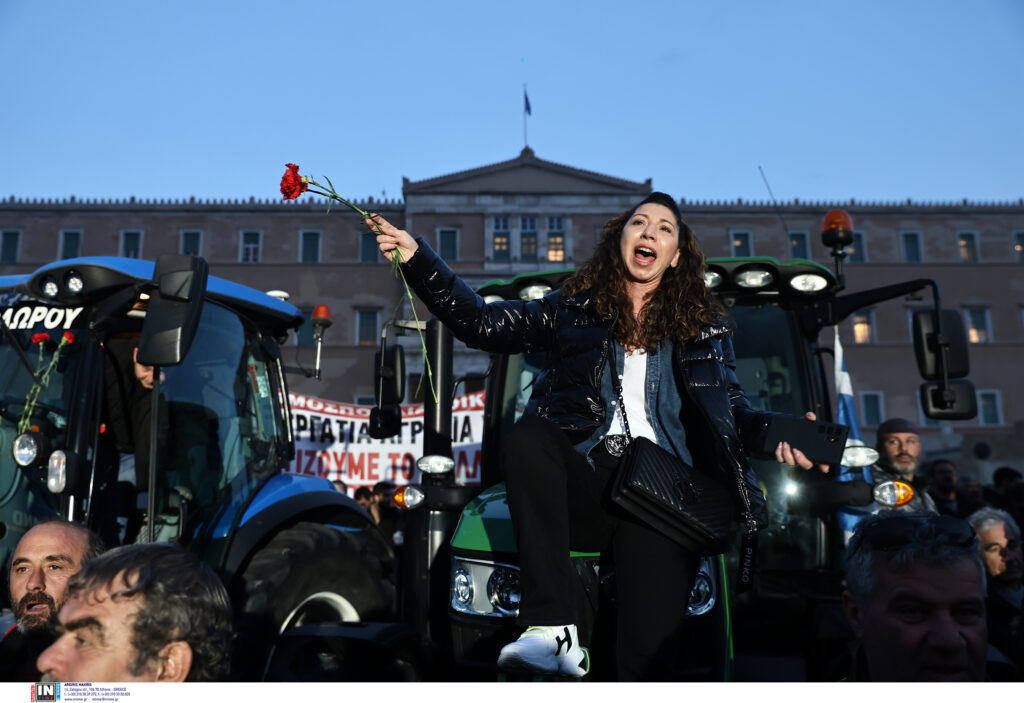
[607, 343, 633, 443]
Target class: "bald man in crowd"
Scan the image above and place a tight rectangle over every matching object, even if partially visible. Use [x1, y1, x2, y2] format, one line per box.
[1, 521, 104, 681]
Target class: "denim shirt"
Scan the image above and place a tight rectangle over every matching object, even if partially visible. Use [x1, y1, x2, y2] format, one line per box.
[574, 340, 694, 470]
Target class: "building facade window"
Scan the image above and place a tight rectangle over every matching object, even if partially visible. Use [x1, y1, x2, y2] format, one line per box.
[546, 217, 565, 262]
[859, 391, 884, 427]
[789, 231, 809, 260]
[438, 228, 458, 261]
[300, 230, 321, 263]
[520, 233, 537, 260]
[1014, 231, 1024, 263]
[0, 230, 20, 263]
[547, 233, 565, 262]
[977, 390, 1003, 426]
[356, 310, 380, 346]
[60, 230, 82, 259]
[120, 230, 142, 259]
[731, 231, 752, 257]
[965, 307, 991, 343]
[181, 230, 202, 257]
[493, 216, 510, 260]
[901, 232, 922, 263]
[958, 231, 979, 263]
[852, 308, 875, 344]
[240, 231, 261, 263]
[360, 231, 378, 263]
[520, 217, 537, 261]
[493, 233, 510, 260]
[846, 232, 866, 263]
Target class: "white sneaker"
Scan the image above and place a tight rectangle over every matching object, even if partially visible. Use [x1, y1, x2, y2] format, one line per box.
[497, 625, 590, 677]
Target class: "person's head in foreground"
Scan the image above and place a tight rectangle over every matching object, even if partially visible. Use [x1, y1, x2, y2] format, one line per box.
[842, 512, 987, 681]
[37, 542, 232, 682]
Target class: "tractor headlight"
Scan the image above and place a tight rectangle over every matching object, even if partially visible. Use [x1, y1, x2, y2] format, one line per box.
[47, 450, 68, 493]
[12, 431, 47, 468]
[735, 268, 774, 289]
[41, 277, 59, 299]
[452, 568, 473, 607]
[65, 271, 85, 295]
[788, 273, 828, 293]
[451, 557, 521, 617]
[487, 566, 522, 615]
[704, 270, 724, 288]
[687, 565, 716, 617]
[842, 439, 879, 468]
[518, 284, 551, 301]
[417, 454, 455, 476]
[873, 480, 915, 508]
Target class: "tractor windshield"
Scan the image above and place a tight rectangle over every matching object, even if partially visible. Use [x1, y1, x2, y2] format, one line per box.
[0, 299, 84, 582]
[148, 301, 290, 552]
[728, 302, 822, 573]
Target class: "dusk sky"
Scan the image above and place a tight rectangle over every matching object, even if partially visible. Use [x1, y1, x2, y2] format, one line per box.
[1, 0, 1021, 206]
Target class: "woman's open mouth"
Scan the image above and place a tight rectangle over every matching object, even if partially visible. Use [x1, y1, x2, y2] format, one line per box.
[634, 246, 657, 266]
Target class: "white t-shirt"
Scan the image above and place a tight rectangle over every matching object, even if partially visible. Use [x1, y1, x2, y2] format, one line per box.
[610, 348, 658, 443]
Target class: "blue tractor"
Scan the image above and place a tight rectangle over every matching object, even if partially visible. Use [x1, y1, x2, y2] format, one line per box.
[0, 254, 418, 680]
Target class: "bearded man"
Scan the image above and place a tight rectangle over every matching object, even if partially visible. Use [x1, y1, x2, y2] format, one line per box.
[869, 418, 937, 514]
[1, 521, 104, 681]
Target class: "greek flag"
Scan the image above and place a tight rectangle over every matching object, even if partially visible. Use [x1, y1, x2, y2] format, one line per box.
[834, 327, 871, 537]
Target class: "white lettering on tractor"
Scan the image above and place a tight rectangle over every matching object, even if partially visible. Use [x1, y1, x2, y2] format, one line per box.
[0, 305, 84, 330]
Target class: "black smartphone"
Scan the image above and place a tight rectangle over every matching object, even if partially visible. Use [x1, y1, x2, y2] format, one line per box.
[763, 415, 850, 466]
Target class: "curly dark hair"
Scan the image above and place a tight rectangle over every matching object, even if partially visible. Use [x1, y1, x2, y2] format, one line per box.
[66, 542, 232, 681]
[561, 192, 724, 350]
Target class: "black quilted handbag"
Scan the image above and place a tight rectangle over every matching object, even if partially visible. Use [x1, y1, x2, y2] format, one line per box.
[606, 348, 736, 556]
[611, 436, 734, 555]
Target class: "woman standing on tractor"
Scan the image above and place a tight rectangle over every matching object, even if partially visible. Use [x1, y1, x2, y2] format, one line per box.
[370, 192, 826, 680]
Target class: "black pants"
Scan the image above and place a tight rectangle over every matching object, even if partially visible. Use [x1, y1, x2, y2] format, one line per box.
[503, 415, 700, 681]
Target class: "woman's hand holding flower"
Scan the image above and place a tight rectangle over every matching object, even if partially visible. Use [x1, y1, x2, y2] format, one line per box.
[367, 214, 419, 264]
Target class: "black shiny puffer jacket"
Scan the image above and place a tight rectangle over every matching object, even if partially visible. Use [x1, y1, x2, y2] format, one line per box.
[402, 239, 772, 528]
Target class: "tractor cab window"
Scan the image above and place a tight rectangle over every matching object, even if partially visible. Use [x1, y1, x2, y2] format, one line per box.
[729, 302, 823, 573]
[146, 302, 288, 548]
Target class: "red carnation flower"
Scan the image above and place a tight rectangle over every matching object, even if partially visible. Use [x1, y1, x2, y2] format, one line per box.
[31, 333, 50, 345]
[280, 163, 308, 200]
[62, 331, 75, 344]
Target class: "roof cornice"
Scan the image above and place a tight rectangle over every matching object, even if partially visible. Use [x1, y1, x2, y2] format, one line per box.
[402, 147, 652, 195]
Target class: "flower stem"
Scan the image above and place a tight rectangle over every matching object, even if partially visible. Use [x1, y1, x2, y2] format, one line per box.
[305, 180, 437, 404]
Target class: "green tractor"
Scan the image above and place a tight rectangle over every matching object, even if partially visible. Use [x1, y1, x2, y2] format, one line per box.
[375, 210, 975, 680]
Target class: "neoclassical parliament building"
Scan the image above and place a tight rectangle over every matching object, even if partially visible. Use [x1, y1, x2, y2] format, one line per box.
[2, 147, 1023, 480]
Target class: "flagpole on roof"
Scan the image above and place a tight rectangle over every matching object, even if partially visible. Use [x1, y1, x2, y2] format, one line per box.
[523, 84, 531, 148]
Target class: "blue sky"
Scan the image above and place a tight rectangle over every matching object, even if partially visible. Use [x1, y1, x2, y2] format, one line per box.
[1, 0, 1021, 205]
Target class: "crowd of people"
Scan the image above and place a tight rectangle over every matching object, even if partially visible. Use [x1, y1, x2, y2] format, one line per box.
[0, 192, 1020, 683]
[2, 522, 231, 681]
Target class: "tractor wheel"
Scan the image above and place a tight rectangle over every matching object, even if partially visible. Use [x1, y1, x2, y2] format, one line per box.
[232, 521, 396, 679]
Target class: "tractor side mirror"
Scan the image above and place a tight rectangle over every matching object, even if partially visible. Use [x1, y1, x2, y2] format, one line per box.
[920, 379, 978, 420]
[138, 255, 208, 366]
[369, 344, 405, 439]
[912, 309, 969, 379]
[375, 344, 406, 406]
[912, 309, 976, 420]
